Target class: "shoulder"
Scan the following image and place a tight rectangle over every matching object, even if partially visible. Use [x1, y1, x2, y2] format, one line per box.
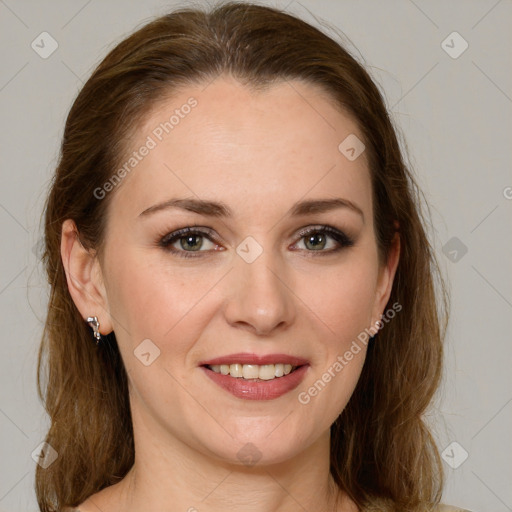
[436, 505, 475, 512]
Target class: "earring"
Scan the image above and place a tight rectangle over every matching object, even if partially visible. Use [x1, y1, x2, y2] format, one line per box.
[86, 316, 102, 345]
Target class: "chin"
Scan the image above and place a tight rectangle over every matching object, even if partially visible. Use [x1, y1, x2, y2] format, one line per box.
[201, 429, 312, 468]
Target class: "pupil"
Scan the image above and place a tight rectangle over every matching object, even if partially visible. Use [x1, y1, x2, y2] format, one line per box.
[306, 233, 325, 250]
[181, 235, 202, 251]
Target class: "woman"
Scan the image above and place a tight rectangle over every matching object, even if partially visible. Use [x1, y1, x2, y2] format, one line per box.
[35, 2, 466, 511]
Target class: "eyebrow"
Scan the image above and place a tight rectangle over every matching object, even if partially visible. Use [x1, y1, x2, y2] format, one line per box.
[138, 197, 364, 221]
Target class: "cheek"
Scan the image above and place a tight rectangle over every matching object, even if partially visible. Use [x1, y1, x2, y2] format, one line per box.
[104, 247, 223, 349]
[295, 259, 377, 425]
[301, 253, 380, 343]
[104, 248, 179, 341]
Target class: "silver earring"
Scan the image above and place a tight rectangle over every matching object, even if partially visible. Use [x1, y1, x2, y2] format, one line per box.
[86, 316, 102, 344]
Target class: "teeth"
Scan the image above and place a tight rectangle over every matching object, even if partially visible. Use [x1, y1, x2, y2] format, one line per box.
[258, 364, 275, 381]
[242, 364, 259, 379]
[208, 363, 298, 380]
[230, 363, 243, 378]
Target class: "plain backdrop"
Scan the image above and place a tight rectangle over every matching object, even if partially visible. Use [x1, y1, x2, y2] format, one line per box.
[0, 1, 511, 511]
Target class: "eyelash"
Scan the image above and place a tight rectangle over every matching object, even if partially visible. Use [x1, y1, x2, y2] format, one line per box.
[158, 225, 354, 259]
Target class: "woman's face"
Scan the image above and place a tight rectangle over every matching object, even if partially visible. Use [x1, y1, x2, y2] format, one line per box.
[94, 75, 398, 466]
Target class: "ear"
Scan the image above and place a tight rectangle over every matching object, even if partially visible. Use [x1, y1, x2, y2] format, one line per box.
[371, 230, 400, 327]
[60, 219, 113, 335]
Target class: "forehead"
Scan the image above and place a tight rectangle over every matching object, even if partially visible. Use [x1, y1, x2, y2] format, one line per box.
[107, 76, 372, 222]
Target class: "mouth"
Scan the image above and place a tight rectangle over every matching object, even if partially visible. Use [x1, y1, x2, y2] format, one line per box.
[199, 353, 309, 400]
[203, 362, 301, 381]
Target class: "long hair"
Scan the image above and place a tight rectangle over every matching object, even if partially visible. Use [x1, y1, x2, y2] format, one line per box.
[36, 2, 448, 510]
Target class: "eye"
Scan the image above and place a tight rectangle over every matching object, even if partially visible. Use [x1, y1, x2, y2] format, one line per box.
[158, 224, 354, 259]
[292, 225, 354, 255]
[159, 227, 222, 259]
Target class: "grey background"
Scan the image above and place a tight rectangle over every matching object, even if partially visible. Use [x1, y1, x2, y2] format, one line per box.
[0, 0, 511, 510]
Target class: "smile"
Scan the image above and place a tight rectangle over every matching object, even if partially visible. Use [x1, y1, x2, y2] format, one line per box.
[206, 363, 298, 380]
[201, 364, 309, 400]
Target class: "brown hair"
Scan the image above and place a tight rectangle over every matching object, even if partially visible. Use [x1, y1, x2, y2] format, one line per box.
[36, 2, 448, 510]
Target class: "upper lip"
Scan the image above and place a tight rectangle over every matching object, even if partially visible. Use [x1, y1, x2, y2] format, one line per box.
[199, 352, 309, 367]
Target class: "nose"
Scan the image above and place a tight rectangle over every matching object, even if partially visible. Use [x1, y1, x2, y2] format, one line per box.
[223, 248, 296, 337]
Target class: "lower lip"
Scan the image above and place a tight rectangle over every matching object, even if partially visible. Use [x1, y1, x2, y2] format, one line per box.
[201, 365, 309, 400]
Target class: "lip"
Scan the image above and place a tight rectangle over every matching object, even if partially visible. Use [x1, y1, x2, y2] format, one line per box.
[201, 364, 309, 400]
[199, 352, 309, 366]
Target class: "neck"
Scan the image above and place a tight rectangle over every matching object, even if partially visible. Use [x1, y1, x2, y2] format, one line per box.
[97, 406, 354, 512]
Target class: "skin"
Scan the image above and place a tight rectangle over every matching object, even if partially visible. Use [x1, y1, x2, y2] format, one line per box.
[61, 75, 400, 512]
